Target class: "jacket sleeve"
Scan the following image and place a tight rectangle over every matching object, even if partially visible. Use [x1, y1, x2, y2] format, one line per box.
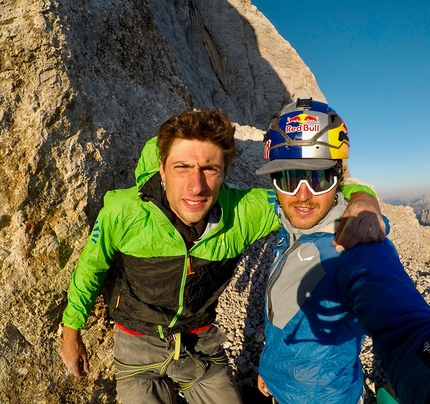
[225, 185, 281, 246]
[62, 197, 119, 330]
[341, 240, 430, 403]
[341, 183, 377, 199]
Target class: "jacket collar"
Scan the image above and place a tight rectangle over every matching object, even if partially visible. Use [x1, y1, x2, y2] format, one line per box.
[139, 172, 221, 243]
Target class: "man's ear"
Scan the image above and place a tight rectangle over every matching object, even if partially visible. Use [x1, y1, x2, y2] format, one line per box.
[159, 159, 166, 182]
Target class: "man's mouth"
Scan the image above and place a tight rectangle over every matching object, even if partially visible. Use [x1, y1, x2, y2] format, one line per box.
[184, 199, 206, 207]
[293, 205, 316, 213]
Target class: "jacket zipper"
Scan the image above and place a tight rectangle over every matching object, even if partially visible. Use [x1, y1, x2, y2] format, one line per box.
[146, 202, 223, 336]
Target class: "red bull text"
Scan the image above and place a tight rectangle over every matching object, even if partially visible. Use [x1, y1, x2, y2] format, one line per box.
[285, 123, 320, 133]
[285, 113, 320, 132]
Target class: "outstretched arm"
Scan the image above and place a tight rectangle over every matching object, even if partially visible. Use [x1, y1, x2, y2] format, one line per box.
[335, 189, 386, 251]
[345, 242, 430, 403]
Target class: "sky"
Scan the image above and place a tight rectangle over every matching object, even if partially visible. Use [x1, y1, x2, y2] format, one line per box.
[251, 0, 430, 201]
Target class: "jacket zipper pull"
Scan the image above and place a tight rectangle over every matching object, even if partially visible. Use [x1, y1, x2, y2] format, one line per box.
[186, 256, 195, 275]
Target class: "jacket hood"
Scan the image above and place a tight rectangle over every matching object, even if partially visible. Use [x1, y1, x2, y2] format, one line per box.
[135, 137, 161, 190]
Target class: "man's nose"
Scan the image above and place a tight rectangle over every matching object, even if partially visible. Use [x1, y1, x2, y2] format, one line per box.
[295, 182, 313, 201]
[188, 170, 206, 194]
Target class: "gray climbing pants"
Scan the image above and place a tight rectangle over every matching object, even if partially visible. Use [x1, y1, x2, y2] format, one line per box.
[113, 325, 243, 404]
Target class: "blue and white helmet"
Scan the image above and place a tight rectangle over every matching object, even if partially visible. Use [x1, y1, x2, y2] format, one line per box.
[256, 98, 349, 175]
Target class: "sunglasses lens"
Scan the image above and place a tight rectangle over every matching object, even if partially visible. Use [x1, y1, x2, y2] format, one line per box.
[272, 169, 338, 195]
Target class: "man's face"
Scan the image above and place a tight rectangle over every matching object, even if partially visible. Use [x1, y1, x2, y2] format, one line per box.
[159, 139, 225, 226]
[277, 182, 337, 229]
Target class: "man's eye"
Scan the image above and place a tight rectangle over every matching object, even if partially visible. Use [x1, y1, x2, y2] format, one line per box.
[174, 166, 189, 172]
[205, 168, 219, 175]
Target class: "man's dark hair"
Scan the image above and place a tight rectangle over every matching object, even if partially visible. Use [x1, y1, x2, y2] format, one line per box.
[156, 108, 237, 171]
[336, 161, 345, 191]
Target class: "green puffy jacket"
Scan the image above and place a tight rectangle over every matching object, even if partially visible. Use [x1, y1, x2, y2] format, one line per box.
[62, 138, 280, 336]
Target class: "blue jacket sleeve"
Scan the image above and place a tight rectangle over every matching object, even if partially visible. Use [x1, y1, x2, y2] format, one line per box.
[339, 239, 430, 403]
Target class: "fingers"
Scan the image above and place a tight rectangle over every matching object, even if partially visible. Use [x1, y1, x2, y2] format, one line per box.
[334, 193, 386, 250]
[257, 375, 270, 397]
[62, 352, 89, 377]
[335, 215, 367, 250]
[67, 358, 88, 377]
[363, 222, 386, 243]
[334, 213, 386, 250]
[82, 355, 90, 374]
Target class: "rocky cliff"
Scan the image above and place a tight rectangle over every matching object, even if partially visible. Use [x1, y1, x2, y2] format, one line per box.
[0, 1, 323, 402]
[386, 195, 430, 226]
[1, 1, 428, 403]
[408, 196, 430, 226]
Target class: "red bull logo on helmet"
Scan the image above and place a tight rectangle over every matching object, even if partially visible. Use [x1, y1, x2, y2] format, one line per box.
[285, 113, 320, 133]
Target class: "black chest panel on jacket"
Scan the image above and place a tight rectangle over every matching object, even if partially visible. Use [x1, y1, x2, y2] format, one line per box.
[108, 253, 241, 336]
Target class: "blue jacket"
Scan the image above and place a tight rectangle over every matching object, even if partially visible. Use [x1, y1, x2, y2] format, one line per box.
[259, 194, 430, 404]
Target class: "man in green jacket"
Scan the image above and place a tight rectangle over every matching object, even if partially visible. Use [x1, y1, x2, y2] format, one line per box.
[61, 108, 385, 404]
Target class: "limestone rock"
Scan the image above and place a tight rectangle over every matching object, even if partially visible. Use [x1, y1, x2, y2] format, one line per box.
[0, 0, 323, 401]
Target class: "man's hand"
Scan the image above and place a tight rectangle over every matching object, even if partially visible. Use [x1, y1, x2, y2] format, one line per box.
[334, 192, 386, 251]
[61, 326, 89, 377]
[257, 375, 271, 397]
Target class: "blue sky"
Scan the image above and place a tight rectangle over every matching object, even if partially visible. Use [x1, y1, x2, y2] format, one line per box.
[251, 0, 430, 200]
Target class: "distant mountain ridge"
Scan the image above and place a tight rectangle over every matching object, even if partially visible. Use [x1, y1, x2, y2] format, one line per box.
[384, 194, 430, 226]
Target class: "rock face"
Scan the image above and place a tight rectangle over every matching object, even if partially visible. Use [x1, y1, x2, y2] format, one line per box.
[0, 1, 428, 403]
[409, 196, 430, 226]
[421, 209, 430, 226]
[385, 195, 430, 227]
[0, 1, 323, 402]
